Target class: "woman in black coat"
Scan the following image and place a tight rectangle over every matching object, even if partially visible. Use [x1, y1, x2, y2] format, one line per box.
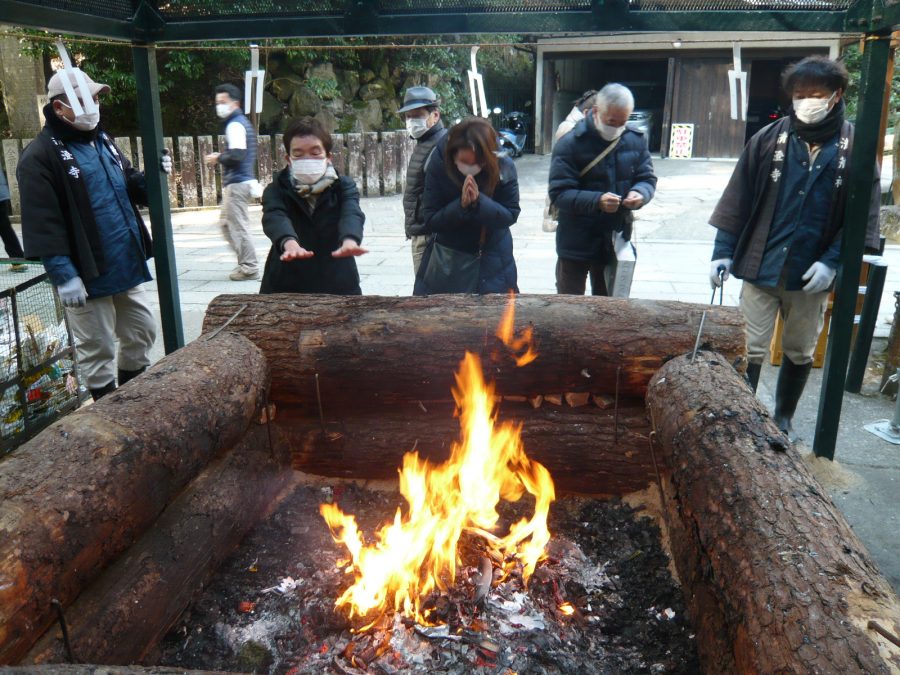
[414, 116, 520, 295]
[260, 117, 367, 295]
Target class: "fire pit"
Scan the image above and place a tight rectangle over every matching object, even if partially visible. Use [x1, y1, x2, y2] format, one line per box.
[1, 295, 898, 674]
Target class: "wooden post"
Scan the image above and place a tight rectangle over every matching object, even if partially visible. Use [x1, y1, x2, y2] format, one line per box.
[177, 136, 198, 208]
[364, 131, 381, 196]
[1, 139, 21, 215]
[257, 134, 273, 189]
[162, 136, 178, 207]
[331, 133, 346, 176]
[197, 135, 217, 206]
[346, 133, 363, 191]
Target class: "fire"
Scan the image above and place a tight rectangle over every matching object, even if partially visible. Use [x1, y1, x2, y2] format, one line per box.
[320, 298, 555, 626]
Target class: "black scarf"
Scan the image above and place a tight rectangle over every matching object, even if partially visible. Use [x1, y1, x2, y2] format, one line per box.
[791, 98, 845, 145]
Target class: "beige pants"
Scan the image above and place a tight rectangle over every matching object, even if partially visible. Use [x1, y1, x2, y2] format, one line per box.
[66, 285, 157, 389]
[740, 281, 829, 366]
[411, 235, 429, 276]
[220, 182, 258, 273]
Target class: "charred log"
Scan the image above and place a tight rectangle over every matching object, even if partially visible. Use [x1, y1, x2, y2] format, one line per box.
[646, 351, 900, 674]
[0, 333, 269, 665]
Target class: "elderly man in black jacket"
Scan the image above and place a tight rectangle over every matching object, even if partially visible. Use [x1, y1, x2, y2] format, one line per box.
[399, 86, 447, 276]
[549, 83, 657, 295]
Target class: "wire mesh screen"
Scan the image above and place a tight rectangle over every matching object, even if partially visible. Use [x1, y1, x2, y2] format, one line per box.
[379, 0, 592, 10]
[14, 0, 135, 18]
[631, 0, 852, 9]
[159, 0, 344, 19]
[0, 262, 84, 456]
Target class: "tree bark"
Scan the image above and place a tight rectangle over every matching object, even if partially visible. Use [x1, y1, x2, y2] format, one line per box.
[203, 294, 745, 415]
[24, 426, 297, 667]
[5, 667, 236, 674]
[0, 333, 269, 665]
[282, 399, 654, 495]
[647, 352, 900, 675]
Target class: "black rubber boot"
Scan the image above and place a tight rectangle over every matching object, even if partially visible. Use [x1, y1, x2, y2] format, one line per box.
[90, 381, 117, 401]
[118, 366, 147, 387]
[773, 357, 812, 442]
[745, 361, 762, 393]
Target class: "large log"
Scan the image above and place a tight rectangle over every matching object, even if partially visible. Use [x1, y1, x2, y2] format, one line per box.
[282, 399, 655, 495]
[203, 294, 745, 415]
[0, 333, 268, 665]
[25, 426, 297, 666]
[646, 352, 900, 674]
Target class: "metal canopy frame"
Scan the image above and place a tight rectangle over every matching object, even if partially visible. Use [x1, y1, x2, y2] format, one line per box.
[0, 0, 893, 461]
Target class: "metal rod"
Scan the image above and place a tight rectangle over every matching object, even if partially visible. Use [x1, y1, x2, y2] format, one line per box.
[263, 390, 275, 460]
[691, 311, 708, 364]
[814, 33, 891, 460]
[51, 598, 75, 663]
[203, 304, 247, 341]
[614, 365, 621, 445]
[846, 261, 887, 393]
[315, 372, 326, 434]
[646, 429, 666, 505]
[868, 620, 900, 648]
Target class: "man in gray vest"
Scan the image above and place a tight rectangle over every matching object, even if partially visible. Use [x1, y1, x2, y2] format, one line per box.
[399, 86, 446, 275]
[205, 83, 259, 281]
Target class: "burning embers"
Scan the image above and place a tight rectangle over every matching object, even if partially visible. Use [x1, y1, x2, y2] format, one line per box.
[320, 299, 556, 628]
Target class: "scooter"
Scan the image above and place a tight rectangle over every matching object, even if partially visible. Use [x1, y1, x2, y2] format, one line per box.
[495, 109, 528, 158]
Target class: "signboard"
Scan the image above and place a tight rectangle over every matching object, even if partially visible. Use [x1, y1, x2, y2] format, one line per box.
[669, 123, 694, 159]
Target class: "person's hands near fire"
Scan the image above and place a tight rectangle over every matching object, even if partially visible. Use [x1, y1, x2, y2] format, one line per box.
[332, 238, 369, 258]
[281, 238, 314, 261]
[460, 175, 480, 209]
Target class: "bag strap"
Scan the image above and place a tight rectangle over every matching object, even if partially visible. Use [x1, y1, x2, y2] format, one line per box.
[579, 136, 621, 178]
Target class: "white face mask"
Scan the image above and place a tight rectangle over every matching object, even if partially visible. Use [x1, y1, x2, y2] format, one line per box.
[406, 117, 430, 139]
[455, 161, 482, 177]
[216, 103, 234, 119]
[793, 92, 836, 125]
[594, 112, 626, 142]
[291, 158, 328, 184]
[60, 101, 100, 131]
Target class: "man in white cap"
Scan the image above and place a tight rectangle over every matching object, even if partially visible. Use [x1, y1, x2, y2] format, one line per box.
[398, 85, 446, 275]
[17, 67, 170, 400]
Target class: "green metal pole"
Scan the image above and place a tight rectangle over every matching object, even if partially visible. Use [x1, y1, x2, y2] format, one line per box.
[813, 34, 890, 460]
[132, 43, 184, 354]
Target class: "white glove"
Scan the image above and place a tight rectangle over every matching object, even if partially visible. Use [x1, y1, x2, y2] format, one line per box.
[160, 150, 173, 175]
[57, 276, 87, 308]
[801, 261, 836, 294]
[709, 258, 732, 289]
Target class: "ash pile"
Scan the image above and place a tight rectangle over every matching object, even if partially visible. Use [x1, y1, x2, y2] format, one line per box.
[157, 485, 699, 674]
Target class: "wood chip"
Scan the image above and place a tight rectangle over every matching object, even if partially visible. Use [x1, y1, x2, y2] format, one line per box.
[256, 402, 276, 424]
[545, 394, 563, 406]
[564, 392, 591, 407]
[592, 393, 615, 409]
[528, 395, 543, 409]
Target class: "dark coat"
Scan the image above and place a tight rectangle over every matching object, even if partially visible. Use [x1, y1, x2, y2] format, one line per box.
[415, 137, 520, 295]
[18, 113, 152, 281]
[403, 122, 447, 238]
[548, 114, 656, 263]
[260, 169, 365, 295]
[710, 117, 881, 282]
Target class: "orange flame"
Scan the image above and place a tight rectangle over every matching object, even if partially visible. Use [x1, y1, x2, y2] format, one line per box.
[496, 292, 538, 367]
[320, 299, 555, 626]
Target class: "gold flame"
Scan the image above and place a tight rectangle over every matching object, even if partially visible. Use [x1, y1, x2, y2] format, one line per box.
[320, 299, 555, 626]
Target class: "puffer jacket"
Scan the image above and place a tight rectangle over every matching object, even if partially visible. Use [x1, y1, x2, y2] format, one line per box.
[0, 166, 9, 203]
[402, 121, 447, 238]
[549, 113, 657, 263]
[414, 135, 520, 295]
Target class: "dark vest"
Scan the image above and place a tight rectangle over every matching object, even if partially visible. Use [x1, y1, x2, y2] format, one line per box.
[403, 122, 447, 238]
[221, 111, 257, 186]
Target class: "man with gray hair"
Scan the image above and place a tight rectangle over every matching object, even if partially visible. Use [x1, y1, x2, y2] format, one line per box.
[548, 82, 656, 295]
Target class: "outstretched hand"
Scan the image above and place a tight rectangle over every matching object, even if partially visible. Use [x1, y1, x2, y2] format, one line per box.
[281, 239, 314, 261]
[332, 238, 369, 258]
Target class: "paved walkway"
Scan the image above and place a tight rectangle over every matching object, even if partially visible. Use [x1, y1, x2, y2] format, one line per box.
[123, 155, 900, 593]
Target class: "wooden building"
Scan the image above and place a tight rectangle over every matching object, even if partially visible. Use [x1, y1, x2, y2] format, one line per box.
[535, 32, 844, 157]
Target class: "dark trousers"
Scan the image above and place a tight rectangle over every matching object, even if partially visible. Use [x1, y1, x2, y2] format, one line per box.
[0, 201, 24, 258]
[556, 257, 608, 296]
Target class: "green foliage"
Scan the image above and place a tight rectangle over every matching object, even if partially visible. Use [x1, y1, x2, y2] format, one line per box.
[842, 43, 900, 124]
[306, 76, 340, 101]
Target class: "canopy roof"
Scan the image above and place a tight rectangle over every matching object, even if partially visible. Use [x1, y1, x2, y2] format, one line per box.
[2, 0, 890, 43]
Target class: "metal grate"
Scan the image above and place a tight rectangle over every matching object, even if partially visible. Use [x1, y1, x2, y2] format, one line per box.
[158, 0, 344, 19]
[631, 0, 852, 9]
[380, 0, 592, 10]
[0, 262, 84, 456]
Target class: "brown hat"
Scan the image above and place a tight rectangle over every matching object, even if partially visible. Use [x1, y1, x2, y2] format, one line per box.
[47, 68, 110, 100]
